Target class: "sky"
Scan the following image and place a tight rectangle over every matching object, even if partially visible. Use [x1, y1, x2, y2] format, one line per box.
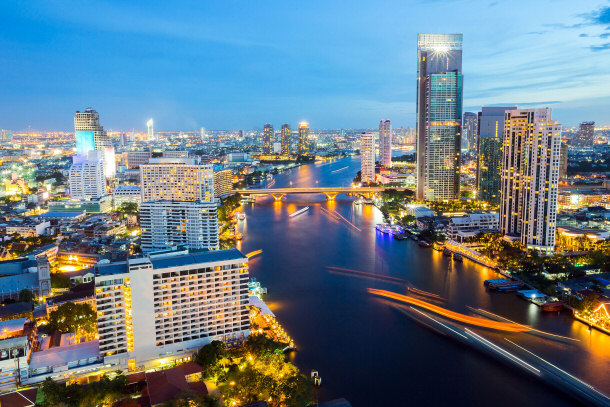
[1, 0, 610, 131]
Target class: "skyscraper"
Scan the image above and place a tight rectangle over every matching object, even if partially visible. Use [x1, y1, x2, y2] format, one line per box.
[477, 106, 516, 204]
[559, 140, 568, 179]
[262, 124, 273, 154]
[416, 34, 463, 201]
[379, 119, 392, 168]
[463, 112, 478, 152]
[573, 121, 595, 147]
[140, 157, 214, 202]
[74, 108, 115, 178]
[297, 121, 309, 155]
[499, 108, 561, 255]
[69, 150, 106, 200]
[140, 200, 219, 252]
[281, 124, 291, 155]
[147, 119, 154, 141]
[360, 132, 375, 183]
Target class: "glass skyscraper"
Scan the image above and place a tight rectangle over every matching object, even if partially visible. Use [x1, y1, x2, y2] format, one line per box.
[476, 106, 516, 204]
[416, 33, 463, 201]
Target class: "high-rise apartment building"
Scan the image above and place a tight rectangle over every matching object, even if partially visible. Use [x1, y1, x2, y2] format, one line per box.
[213, 169, 233, 199]
[94, 249, 250, 370]
[379, 119, 392, 168]
[573, 121, 595, 148]
[140, 200, 219, 252]
[69, 150, 106, 200]
[140, 158, 214, 202]
[463, 112, 478, 152]
[74, 108, 115, 178]
[281, 124, 291, 155]
[297, 122, 309, 155]
[262, 124, 273, 154]
[147, 119, 154, 141]
[499, 108, 561, 255]
[416, 34, 463, 201]
[477, 106, 516, 204]
[559, 140, 568, 179]
[360, 133, 375, 183]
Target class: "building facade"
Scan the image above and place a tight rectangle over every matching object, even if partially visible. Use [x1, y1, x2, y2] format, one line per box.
[281, 124, 291, 155]
[213, 169, 233, 199]
[140, 200, 219, 252]
[379, 119, 392, 168]
[477, 106, 515, 204]
[447, 212, 499, 241]
[140, 158, 214, 202]
[69, 150, 106, 200]
[94, 249, 250, 371]
[262, 124, 273, 154]
[463, 112, 478, 152]
[297, 122, 309, 155]
[559, 140, 568, 179]
[416, 34, 463, 201]
[74, 108, 115, 178]
[573, 121, 595, 148]
[360, 132, 375, 183]
[499, 108, 561, 254]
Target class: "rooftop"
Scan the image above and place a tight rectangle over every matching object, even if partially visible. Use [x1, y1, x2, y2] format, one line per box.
[28, 340, 100, 370]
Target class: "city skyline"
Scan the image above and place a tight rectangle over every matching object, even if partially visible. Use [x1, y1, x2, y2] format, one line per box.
[1, 1, 610, 130]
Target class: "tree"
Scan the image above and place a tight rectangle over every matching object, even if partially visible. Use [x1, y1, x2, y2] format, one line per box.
[18, 288, 34, 304]
[118, 201, 139, 215]
[51, 272, 71, 289]
[195, 341, 228, 373]
[48, 302, 97, 339]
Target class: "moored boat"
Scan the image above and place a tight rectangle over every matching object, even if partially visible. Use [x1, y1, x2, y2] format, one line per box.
[542, 301, 564, 312]
[453, 253, 463, 262]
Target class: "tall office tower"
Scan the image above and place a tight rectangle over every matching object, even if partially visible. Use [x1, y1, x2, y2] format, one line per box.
[559, 140, 568, 178]
[463, 112, 478, 152]
[119, 132, 127, 148]
[499, 108, 561, 255]
[94, 249, 250, 369]
[147, 119, 154, 141]
[281, 124, 292, 155]
[200, 127, 206, 140]
[262, 124, 273, 154]
[379, 119, 392, 168]
[140, 158, 214, 202]
[297, 121, 309, 154]
[360, 132, 375, 183]
[74, 108, 115, 178]
[140, 200, 219, 252]
[69, 150, 106, 199]
[574, 121, 595, 147]
[213, 169, 234, 199]
[476, 106, 515, 204]
[130, 129, 135, 143]
[416, 34, 463, 201]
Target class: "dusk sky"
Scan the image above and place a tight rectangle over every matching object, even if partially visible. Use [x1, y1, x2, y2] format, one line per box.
[1, 0, 610, 131]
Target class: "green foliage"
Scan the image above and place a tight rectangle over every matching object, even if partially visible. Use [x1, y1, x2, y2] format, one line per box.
[118, 201, 139, 215]
[577, 293, 600, 315]
[195, 340, 228, 378]
[51, 272, 71, 289]
[222, 193, 242, 211]
[18, 288, 35, 304]
[401, 214, 416, 225]
[161, 391, 221, 407]
[243, 333, 286, 355]
[48, 302, 97, 338]
[41, 372, 128, 407]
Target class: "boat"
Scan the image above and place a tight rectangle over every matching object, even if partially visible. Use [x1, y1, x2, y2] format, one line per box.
[453, 253, 463, 262]
[484, 278, 511, 286]
[235, 212, 246, 221]
[376, 224, 392, 234]
[541, 301, 564, 312]
[394, 233, 407, 240]
[411, 235, 419, 241]
[418, 240, 432, 248]
[289, 207, 310, 217]
[442, 248, 452, 256]
[432, 242, 444, 251]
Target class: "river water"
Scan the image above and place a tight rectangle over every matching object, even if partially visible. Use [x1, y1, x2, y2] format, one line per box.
[236, 156, 610, 406]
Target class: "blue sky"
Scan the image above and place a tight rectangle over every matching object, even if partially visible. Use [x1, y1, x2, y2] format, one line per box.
[1, 0, 609, 131]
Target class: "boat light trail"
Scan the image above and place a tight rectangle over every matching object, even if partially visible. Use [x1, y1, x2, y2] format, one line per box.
[246, 250, 263, 259]
[330, 166, 348, 173]
[368, 289, 529, 332]
[328, 266, 405, 282]
[409, 306, 469, 340]
[328, 209, 361, 231]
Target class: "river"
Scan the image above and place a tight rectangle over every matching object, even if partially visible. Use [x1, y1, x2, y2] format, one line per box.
[236, 156, 610, 406]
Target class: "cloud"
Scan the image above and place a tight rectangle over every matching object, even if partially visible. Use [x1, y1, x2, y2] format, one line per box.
[590, 42, 610, 51]
[587, 5, 610, 25]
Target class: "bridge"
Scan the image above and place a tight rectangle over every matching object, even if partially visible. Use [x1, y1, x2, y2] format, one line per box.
[234, 187, 411, 201]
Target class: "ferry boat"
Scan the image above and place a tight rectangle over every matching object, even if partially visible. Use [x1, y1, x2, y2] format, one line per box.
[418, 240, 432, 248]
[541, 301, 564, 312]
[376, 224, 393, 234]
[433, 242, 444, 251]
[289, 207, 310, 217]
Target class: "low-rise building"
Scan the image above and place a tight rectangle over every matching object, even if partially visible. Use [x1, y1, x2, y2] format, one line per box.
[0, 318, 35, 390]
[447, 212, 499, 241]
[112, 185, 141, 209]
[5, 220, 50, 237]
[405, 204, 435, 219]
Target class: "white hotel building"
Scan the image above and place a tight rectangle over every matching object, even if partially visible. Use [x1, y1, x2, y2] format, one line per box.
[140, 200, 219, 252]
[499, 108, 561, 255]
[140, 158, 214, 203]
[95, 249, 250, 372]
[69, 150, 106, 200]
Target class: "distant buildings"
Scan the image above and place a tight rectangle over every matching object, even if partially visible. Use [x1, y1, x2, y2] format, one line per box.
[416, 34, 463, 201]
[281, 124, 292, 155]
[140, 158, 214, 202]
[140, 200, 219, 252]
[94, 249, 250, 371]
[297, 121, 309, 155]
[147, 119, 154, 141]
[477, 106, 515, 204]
[499, 108, 561, 255]
[559, 140, 569, 178]
[69, 151, 106, 200]
[379, 119, 392, 168]
[262, 124, 273, 154]
[74, 108, 115, 179]
[462, 112, 478, 152]
[573, 121, 595, 147]
[360, 133, 375, 183]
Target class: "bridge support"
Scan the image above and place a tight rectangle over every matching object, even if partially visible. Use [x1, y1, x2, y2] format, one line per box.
[325, 192, 338, 201]
[271, 193, 285, 201]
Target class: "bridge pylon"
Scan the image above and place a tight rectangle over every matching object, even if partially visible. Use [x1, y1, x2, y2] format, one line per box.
[324, 192, 338, 201]
[271, 193, 285, 201]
